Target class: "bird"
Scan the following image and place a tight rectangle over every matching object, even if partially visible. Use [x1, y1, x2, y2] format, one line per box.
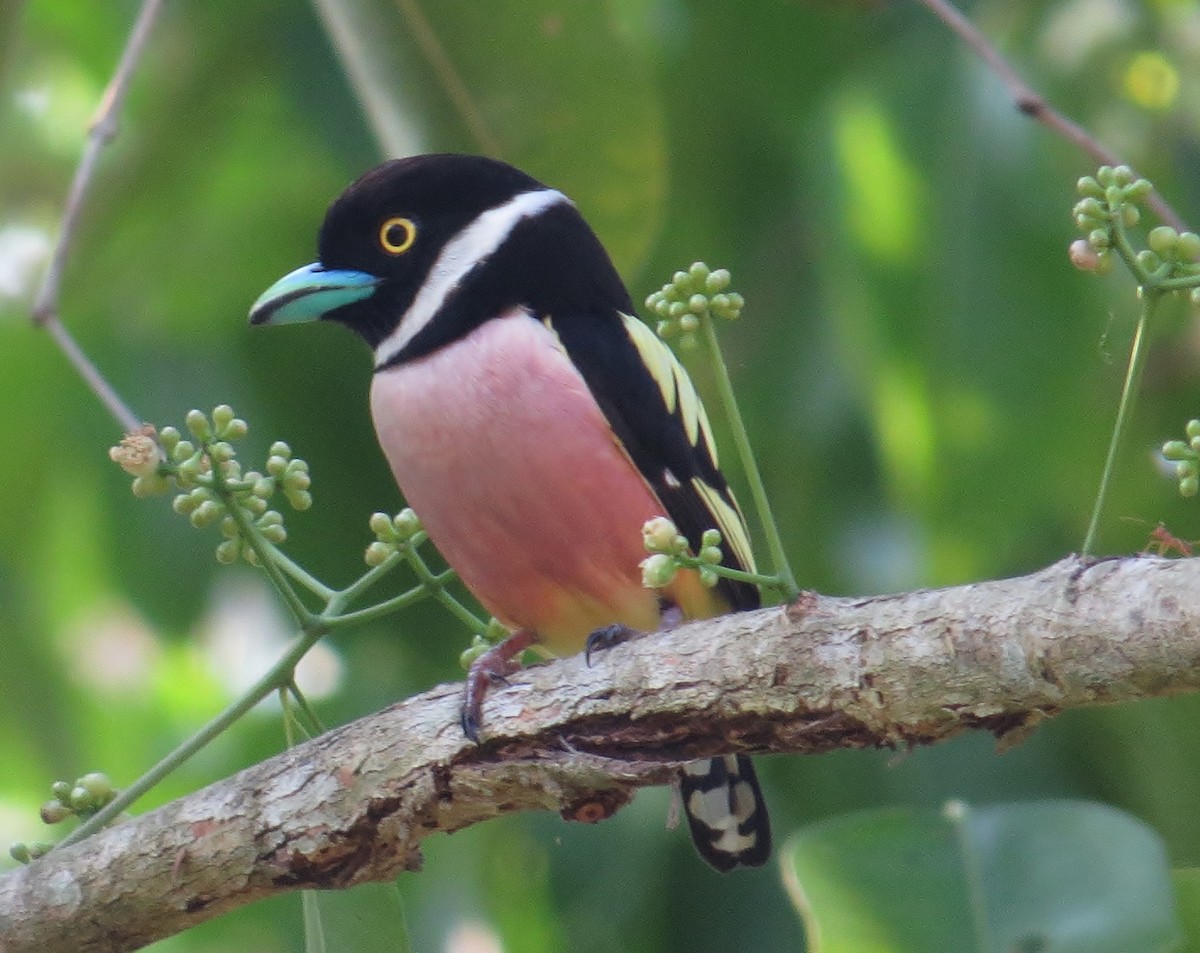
[248, 153, 771, 872]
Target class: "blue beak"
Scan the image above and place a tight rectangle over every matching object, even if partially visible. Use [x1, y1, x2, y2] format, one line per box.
[249, 262, 381, 326]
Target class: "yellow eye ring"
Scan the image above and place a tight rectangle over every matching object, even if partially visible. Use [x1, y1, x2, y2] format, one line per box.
[379, 216, 417, 255]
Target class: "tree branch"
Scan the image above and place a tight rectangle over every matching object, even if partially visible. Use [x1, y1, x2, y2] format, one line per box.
[2, 554, 1199, 953]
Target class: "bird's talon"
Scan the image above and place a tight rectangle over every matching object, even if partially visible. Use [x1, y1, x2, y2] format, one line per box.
[585, 623, 636, 666]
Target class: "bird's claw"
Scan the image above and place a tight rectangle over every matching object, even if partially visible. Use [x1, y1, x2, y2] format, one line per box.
[585, 623, 636, 666]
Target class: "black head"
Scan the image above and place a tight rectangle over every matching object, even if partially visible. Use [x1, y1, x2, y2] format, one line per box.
[249, 154, 633, 368]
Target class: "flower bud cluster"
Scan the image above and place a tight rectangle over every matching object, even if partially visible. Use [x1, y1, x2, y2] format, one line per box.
[646, 262, 744, 347]
[1162, 419, 1200, 497]
[1070, 166, 1153, 276]
[364, 508, 424, 566]
[109, 406, 313, 564]
[639, 518, 726, 589]
[10, 772, 119, 864]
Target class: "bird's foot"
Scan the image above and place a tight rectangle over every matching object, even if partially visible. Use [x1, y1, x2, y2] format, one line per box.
[584, 623, 636, 666]
[461, 628, 537, 742]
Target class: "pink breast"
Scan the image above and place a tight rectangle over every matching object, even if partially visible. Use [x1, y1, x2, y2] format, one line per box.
[369, 309, 666, 654]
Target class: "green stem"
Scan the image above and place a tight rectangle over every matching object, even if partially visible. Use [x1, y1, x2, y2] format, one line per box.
[273, 549, 336, 601]
[700, 316, 800, 600]
[56, 624, 329, 850]
[1082, 293, 1158, 556]
[325, 571, 456, 628]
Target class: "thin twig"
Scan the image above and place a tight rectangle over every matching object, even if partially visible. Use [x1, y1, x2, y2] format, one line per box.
[30, 0, 165, 434]
[393, 0, 503, 156]
[915, 0, 1188, 233]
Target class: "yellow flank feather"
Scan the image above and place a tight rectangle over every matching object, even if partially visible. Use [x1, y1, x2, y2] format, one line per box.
[621, 314, 719, 468]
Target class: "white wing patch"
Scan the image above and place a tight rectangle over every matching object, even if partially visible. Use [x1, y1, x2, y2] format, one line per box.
[620, 313, 718, 468]
[691, 477, 756, 574]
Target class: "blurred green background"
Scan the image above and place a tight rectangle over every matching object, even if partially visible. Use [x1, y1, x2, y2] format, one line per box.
[3, 0, 1200, 950]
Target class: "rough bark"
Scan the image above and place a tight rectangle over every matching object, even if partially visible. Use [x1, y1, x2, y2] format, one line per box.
[2, 554, 1199, 953]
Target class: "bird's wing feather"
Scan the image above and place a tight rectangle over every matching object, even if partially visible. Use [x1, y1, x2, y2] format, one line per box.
[545, 310, 760, 612]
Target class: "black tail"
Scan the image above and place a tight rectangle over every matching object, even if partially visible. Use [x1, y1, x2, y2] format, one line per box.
[679, 755, 771, 872]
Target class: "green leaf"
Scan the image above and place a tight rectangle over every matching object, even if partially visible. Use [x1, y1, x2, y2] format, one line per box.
[783, 801, 1182, 953]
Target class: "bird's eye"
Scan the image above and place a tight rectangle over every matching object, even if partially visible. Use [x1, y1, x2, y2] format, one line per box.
[379, 216, 417, 255]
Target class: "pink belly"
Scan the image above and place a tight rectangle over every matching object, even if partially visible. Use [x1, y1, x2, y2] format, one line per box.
[369, 310, 667, 654]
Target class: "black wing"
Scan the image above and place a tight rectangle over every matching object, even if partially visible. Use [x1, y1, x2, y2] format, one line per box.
[546, 309, 760, 612]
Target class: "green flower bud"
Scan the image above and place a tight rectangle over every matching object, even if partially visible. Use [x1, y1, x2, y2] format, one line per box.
[1162, 440, 1190, 460]
[219, 516, 239, 539]
[185, 410, 212, 441]
[78, 772, 114, 801]
[365, 540, 392, 567]
[159, 426, 181, 453]
[1112, 165, 1135, 187]
[689, 262, 710, 285]
[1177, 232, 1200, 261]
[40, 799, 69, 824]
[260, 524, 287, 544]
[1104, 184, 1123, 207]
[244, 547, 261, 567]
[131, 473, 170, 498]
[701, 528, 722, 549]
[67, 785, 91, 810]
[640, 553, 678, 589]
[171, 439, 196, 463]
[643, 516, 679, 552]
[672, 534, 690, 554]
[656, 320, 676, 338]
[1121, 204, 1140, 228]
[209, 441, 235, 463]
[1096, 165, 1115, 185]
[459, 636, 491, 670]
[705, 269, 731, 293]
[1135, 249, 1161, 272]
[51, 781, 71, 801]
[1186, 420, 1200, 441]
[266, 455, 287, 477]
[698, 565, 719, 588]
[285, 489, 313, 511]
[370, 512, 394, 538]
[285, 470, 311, 492]
[190, 500, 224, 528]
[1087, 229, 1110, 250]
[269, 441, 291, 459]
[699, 545, 723, 565]
[394, 508, 422, 538]
[1176, 460, 1198, 480]
[1148, 226, 1178, 257]
[484, 617, 509, 643]
[1125, 178, 1153, 200]
[212, 405, 235, 433]
[9, 843, 31, 864]
[1182, 476, 1199, 497]
[1093, 251, 1114, 276]
[252, 476, 274, 498]
[668, 300, 687, 320]
[222, 418, 248, 441]
[672, 270, 690, 290]
[244, 495, 268, 516]
[1074, 197, 1104, 220]
[686, 293, 706, 315]
[679, 313, 700, 333]
[1076, 176, 1104, 198]
[215, 539, 240, 564]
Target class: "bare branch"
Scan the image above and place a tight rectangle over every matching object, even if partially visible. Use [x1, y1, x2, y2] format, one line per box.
[30, 0, 164, 434]
[916, 0, 1189, 233]
[2, 554, 1198, 953]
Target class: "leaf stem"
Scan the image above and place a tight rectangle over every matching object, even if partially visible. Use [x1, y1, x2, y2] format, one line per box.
[56, 624, 328, 849]
[1082, 294, 1157, 555]
[700, 316, 800, 600]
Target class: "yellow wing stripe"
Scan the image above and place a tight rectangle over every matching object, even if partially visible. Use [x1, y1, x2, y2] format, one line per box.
[691, 477, 757, 574]
[621, 314, 719, 467]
